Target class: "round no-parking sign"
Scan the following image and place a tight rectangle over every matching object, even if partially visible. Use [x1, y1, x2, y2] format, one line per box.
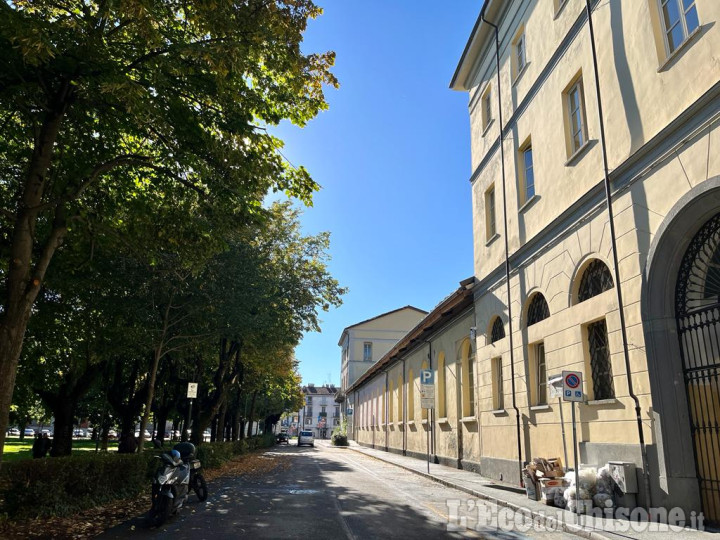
[562, 370, 583, 402]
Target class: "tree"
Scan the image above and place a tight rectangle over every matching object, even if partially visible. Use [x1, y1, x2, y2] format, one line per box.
[0, 0, 337, 462]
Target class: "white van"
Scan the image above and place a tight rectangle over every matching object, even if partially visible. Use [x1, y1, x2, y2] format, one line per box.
[298, 430, 314, 447]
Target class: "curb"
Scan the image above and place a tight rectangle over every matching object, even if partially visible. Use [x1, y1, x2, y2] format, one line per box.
[347, 445, 610, 540]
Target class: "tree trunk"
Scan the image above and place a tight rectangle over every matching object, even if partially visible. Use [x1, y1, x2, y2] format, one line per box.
[0, 102, 69, 466]
[155, 407, 169, 446]
[216, 399, 228, 443]
[239, 419, 246, 440]
[247, 391, 257, 437]
[138, 348, 162, 452]
[50, 399, 76, 457]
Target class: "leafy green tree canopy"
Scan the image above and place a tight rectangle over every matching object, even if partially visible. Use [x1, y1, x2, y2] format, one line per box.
[0, 0, 337, 463]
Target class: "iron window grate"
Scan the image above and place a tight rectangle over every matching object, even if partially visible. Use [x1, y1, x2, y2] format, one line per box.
[587, 319, 614, 400]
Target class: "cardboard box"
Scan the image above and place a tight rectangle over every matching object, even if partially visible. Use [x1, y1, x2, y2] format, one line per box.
[540, 477, 568, 506]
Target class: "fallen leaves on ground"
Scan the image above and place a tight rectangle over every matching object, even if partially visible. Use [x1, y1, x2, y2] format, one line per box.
[0, 450, 288, 539]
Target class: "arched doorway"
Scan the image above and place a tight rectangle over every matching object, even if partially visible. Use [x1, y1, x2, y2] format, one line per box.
[675, 213, 720, 524]
[642, 177, 720, 521]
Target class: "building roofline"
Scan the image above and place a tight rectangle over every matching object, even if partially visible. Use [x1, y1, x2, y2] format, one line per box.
[337, 305, 428, 346]
[346, 278, 475, 393]
[449, 0, 499, 91]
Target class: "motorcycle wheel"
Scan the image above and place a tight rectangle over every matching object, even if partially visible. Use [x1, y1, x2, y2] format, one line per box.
[192, 473, 208, 501]
[149, 494, 172, 527]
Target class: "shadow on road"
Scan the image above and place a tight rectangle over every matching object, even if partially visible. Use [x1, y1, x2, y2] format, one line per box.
[99, 443, 465, 539]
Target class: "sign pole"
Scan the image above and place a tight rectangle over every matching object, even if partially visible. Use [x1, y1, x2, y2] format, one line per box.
[186, 382, 198, 440]
[572, 400, 580, 519]
[419, 368, 435, 474]
[559, 396, 569, 471]
[561, 370, 584, 520]
[427, 419, 430, 474]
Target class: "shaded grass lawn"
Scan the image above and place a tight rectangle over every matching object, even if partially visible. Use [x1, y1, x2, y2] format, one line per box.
[2, 438, 155, 463]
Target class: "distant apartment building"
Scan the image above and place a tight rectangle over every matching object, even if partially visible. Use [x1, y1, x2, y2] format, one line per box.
[339, 306, 427, 391]
[294, 384, 340, 439]
[348, 0, 720, 525]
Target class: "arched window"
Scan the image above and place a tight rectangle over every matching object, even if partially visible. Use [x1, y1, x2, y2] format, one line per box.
[407, 369, 415, 422]
[490, 317, 505, 343]
[397, 374, 403, 424]
[438, 352, 446, 418]
[388, 380, 394, 424]
[526, 293, 550, 326]
[578, 259, 614, 302]
[459, 339, 475, 418]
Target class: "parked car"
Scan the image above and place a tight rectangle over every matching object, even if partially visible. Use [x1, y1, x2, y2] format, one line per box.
[73, 428, 84, 437]
[7, 427, 20, 436]
[134, 430, 151, 439]
[41, 429, 52, 437]
[107, 429, 118, 439]
[24, 428, 35, 437]
[297, 430, 314, 447]
[276, 432, 289, 444]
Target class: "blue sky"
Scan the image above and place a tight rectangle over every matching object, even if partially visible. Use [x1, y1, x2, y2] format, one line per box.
[273, 2, 481, 386]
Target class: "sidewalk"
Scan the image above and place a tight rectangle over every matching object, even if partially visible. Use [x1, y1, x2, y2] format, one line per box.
[341, 440, 716, 540]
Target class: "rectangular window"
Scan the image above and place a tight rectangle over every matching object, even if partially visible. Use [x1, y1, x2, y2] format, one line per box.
[587, 319, 615, 400]
[363, 342, 372, 362]
[334, 406, 339, 418]
[516, 33, 526, 74]
[481, 86, 492, 132]
[492, 357, 504, 410]
[536, 342, 547, 406]
[485, 185, 496, 240]
[659, 0, 699, 54]
[566, 79, 587, 154]
[519, 138, 535, 206]
[321, 405, 326, 413]
[334, 418, 340, 426]
[306, 407, 313, 417]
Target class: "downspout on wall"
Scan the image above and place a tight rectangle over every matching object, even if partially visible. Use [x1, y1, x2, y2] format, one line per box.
[480, 11, 524, 487]
[585, 0, 652, 508]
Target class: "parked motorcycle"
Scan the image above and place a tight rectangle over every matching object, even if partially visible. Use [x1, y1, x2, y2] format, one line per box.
[148, 449, 190, 527]
[147, 442, 207, 527]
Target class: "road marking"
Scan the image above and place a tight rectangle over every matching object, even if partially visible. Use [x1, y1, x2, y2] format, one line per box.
[326, 448, 454, 525]
[313, 460, 357, 540]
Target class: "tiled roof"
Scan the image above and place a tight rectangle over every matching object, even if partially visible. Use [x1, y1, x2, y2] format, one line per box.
[302, 384, 338, 395]
[347, 277, 475, 393]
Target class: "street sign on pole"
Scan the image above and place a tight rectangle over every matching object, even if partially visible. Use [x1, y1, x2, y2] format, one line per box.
[562, 370, 583, 402]
[187, 382, 198, 399]
[561, 371, 583, 518]
[420, 369, 435, 409]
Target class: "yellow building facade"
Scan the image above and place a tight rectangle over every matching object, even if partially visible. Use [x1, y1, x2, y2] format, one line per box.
[348, 0, 720, 524]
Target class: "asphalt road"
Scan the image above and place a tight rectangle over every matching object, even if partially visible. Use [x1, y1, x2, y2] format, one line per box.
[100, 441, 577, 539]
